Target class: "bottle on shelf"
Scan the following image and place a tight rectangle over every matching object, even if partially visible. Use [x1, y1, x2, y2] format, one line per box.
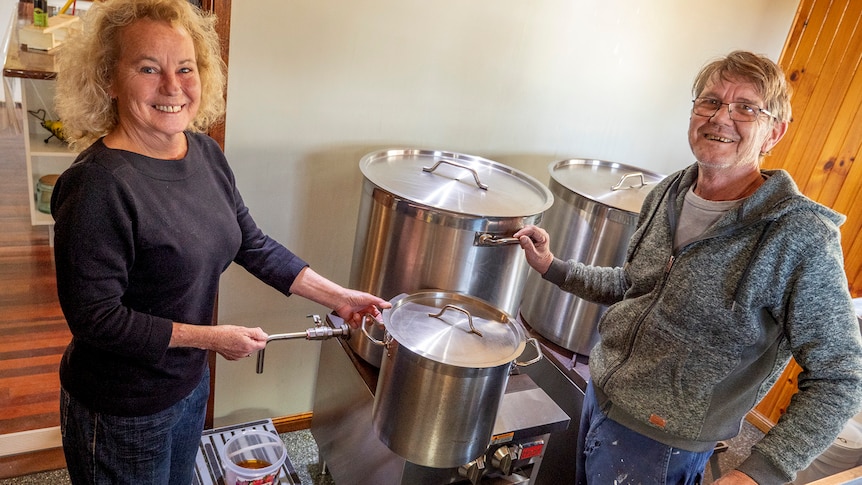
[33, 0, 47, 27]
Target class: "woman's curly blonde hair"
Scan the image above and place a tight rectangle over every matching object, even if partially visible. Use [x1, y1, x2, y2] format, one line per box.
[54, 0, 226, 151]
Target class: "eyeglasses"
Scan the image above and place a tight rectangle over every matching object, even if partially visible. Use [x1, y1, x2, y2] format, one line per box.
[691, 97, 775, 122]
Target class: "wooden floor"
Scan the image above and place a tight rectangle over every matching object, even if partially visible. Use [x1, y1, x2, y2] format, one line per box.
[0, 126, 71, 477]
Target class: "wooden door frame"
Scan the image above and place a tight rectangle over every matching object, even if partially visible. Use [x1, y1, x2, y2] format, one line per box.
[201, 0, 230, 150]
[200, 0, 231, 429]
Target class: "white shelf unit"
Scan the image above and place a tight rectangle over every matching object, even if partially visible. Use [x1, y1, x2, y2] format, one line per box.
[21, 77, 77, 225]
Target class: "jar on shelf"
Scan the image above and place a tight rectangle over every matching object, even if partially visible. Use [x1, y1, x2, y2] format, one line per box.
[35, 174, 59, 214]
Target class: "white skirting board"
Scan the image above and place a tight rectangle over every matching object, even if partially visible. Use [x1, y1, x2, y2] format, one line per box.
[0, 426, 62, 457]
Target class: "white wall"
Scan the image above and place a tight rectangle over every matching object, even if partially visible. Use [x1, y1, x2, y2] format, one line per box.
[214, 0, 799, 426]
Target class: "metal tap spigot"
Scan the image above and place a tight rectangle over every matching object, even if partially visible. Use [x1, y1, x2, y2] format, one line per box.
[255, 314, 350, 374]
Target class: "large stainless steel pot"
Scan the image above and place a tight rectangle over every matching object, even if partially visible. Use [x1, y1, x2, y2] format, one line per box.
[519, 159, 664, 355]
[348, 148, 553, 367]
[362, 291, 542, 469]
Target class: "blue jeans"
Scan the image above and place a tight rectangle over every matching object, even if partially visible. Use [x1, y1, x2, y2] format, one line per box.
[60, 368, 209, 485]
[576, 381, 715, 485]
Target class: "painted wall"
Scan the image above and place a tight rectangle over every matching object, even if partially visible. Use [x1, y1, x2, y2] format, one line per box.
[214, 0, 799, 426]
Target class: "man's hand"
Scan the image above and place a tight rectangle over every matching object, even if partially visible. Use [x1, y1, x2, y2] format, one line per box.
[712, 470, 757, 485]
[513, 225, 554, 275]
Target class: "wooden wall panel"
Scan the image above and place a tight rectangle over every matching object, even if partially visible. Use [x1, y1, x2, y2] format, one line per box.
[752, 0, 862, 431]
[763, 0, 862, 297]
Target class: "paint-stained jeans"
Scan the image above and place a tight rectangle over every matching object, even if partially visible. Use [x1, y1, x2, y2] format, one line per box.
[60, 367, 209, 485]
[576, 380, 715, 485]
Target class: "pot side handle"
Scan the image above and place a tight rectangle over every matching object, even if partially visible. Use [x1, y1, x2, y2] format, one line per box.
[513, 338, 543, 367]
[361, 314, 386, 346]
[474, 233, 521, 246]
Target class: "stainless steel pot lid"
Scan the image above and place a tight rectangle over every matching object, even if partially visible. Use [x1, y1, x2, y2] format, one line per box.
[549, 159, 664, 214]
[359, 149, 553, 218]
[382, 291, 526, 368]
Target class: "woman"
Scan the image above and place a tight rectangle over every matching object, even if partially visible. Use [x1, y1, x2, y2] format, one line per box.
[51, 0, 388, 483]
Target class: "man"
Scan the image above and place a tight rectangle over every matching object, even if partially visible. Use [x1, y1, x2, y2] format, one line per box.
[515, 51, 862, 484]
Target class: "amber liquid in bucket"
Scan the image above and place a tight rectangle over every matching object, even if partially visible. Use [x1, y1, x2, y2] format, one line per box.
[235, 459, 272, 469]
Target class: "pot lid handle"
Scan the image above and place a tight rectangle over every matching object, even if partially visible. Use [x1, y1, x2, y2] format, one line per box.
[611, 172, 652, 191]
[428, 304, 484, 337]
[422, 159, 489, 190]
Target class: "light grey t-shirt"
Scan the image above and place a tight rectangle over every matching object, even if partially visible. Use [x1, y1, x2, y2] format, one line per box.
[674, 188, 741, 250]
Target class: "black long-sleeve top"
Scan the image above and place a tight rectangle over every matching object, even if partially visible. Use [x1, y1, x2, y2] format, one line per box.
[51, 132, 308, 416]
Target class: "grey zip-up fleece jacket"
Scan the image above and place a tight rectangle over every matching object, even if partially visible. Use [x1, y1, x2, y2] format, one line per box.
[543, 163, 862, 483]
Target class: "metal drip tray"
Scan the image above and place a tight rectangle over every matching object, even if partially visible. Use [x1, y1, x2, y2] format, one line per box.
[192, 418, 301, 485]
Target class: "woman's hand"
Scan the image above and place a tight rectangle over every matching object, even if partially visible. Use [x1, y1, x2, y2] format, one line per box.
[513, 225, 554, 275]
[289, 267, 391, 329]
[170, 323, 268, 360]
[208, 325, 269, 361]
[333, 290, 391, 328]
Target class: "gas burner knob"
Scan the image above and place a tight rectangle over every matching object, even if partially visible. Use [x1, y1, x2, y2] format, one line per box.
[458, 455, 486, 485]
[491, 445, 518, 475]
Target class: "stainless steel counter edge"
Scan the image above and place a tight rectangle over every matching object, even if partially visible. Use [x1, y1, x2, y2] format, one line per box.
[808, 466, 862, 485]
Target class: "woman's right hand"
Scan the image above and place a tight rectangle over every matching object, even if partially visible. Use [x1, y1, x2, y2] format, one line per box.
[513, 225, 554, 275]
[170, 323, 268, 361]
[208, 325, 269, 361]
